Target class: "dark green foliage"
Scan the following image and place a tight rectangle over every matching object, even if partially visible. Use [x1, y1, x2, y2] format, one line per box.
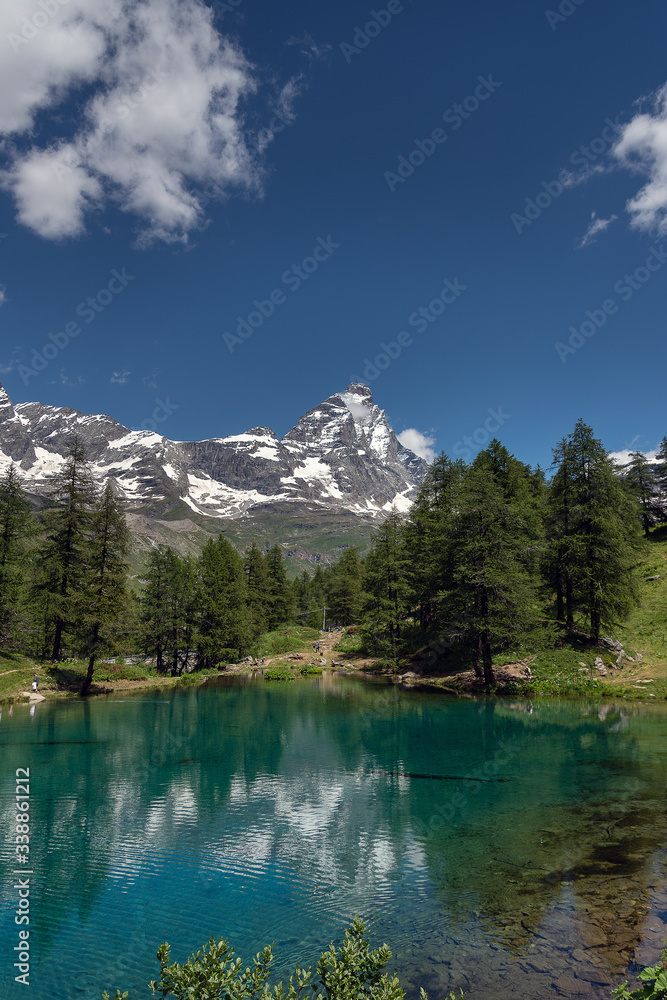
[243, 541, 270, 638]
[265, 544, 295, 628]
[198, 536, 249, 668]
[104, 918, 435, 1000]
[448, 452, 544, 685]
[292, 565, 328, 629]
[264, 667, 295, 681]
[657, 436, 667, 494]
[139, 547, 195, 674]
[79, 483, 131, 695]
[547, 421, 643, 641]
[355, 424, 646, 676]
[34, 437, 99, 660]
[360, 512, 411, 659]
[621, 450, 667, 537]
[0, 465, 35, 648]
[613, 944, 667, 1000]
[327, 547, 363, 625]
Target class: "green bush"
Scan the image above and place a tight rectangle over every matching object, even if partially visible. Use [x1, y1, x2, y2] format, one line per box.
[613, 945, 667, 999]
[264, 668, 295, 682]
[299, 665, 323, 676]
[103, 918, 448, 1000]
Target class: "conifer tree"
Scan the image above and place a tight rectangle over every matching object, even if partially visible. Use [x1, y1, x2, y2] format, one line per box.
[327, 547, 363, 625]
[545, 436, 577, 626]
[547, 420, 642, 641]
[140, 547, 176, 673]
[622, 451, 667, 537]
[449, 450, 542, 684]
[0, 465, 34, 648]
[37, 437, 98, 660]
[198, 536, 249, 667]
[79, 482, 130, 695]
[243, 542, 270, 639]
[265, 544, 294, 628]
[656, 436, 667, 496]
[403, 455, 466, 632]
[360, 512, 411, 659]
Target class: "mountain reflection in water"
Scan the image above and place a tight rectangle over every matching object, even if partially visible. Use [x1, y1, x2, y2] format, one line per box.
[0, 677, 665, 1000]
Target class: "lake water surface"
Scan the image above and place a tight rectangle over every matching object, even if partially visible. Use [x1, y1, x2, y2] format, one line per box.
[1, 675, 666, 1000]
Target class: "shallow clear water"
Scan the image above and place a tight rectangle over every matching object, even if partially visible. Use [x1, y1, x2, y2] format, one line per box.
[1, 676, 666, 999]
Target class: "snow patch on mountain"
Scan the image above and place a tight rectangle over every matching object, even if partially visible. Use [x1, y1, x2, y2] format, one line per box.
[0, 381, 429, 521]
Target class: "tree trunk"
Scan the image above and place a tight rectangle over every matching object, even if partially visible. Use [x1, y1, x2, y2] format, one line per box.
[555, 566, 564, 622]
[472, 634, 483, 679]
[565, 575, 574, 629]
[51, 616, 64, 661]
[482, 631, 495, 686]
[80, 653, 96, 696]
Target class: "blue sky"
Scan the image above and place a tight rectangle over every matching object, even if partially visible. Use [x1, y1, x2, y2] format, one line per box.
[0, 0, 666, 470]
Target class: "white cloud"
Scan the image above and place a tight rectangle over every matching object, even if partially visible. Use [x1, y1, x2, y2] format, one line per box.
[609, 448, 659, 466]
[576, 211, 618, 249]
[286, 33, 332, 64]
[0, 285, 6, 306]
[397, 429, 436, 463]
[0, 0, 264, 244]
[110, 370, 131, 384]
[612, 83, 667, 234]
[50, 368, 85, 388]
[559, 164, 606, 190]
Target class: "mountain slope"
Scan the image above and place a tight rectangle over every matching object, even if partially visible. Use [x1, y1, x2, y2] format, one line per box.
[0, 382, 428, 568]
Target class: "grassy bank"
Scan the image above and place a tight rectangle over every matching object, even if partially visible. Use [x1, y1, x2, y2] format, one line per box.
[333, 533, 667, 700]
[0, 625, 325, 703]
[0, 654, 209, 703]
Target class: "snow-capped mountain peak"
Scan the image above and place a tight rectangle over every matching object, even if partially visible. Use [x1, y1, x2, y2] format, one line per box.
[0, 382, 428, 526]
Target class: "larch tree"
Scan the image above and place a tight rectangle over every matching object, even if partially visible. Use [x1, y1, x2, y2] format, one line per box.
[548, 420, 642, 641]
[243, 542, 270, 639]
[0, 465, 35, 648]
[327, 547, 363, 625]
[360, 512, 411, 660]
[621, 451, 667, 538]
[449, 444, 543, 685]
[198, 536, 249, 667]
[79, 482, 130, 696]
[37, 437, 98, 660]
[265, 544, 294, 629]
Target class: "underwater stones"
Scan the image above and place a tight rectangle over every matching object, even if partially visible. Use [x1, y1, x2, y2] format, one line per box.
[554, 972, 590, 995]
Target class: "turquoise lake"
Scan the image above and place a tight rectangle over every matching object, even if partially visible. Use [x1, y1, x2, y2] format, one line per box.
[1, 675, 667, 999]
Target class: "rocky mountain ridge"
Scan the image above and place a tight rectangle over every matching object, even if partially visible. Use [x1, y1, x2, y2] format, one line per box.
[0, 382, 428, 566]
